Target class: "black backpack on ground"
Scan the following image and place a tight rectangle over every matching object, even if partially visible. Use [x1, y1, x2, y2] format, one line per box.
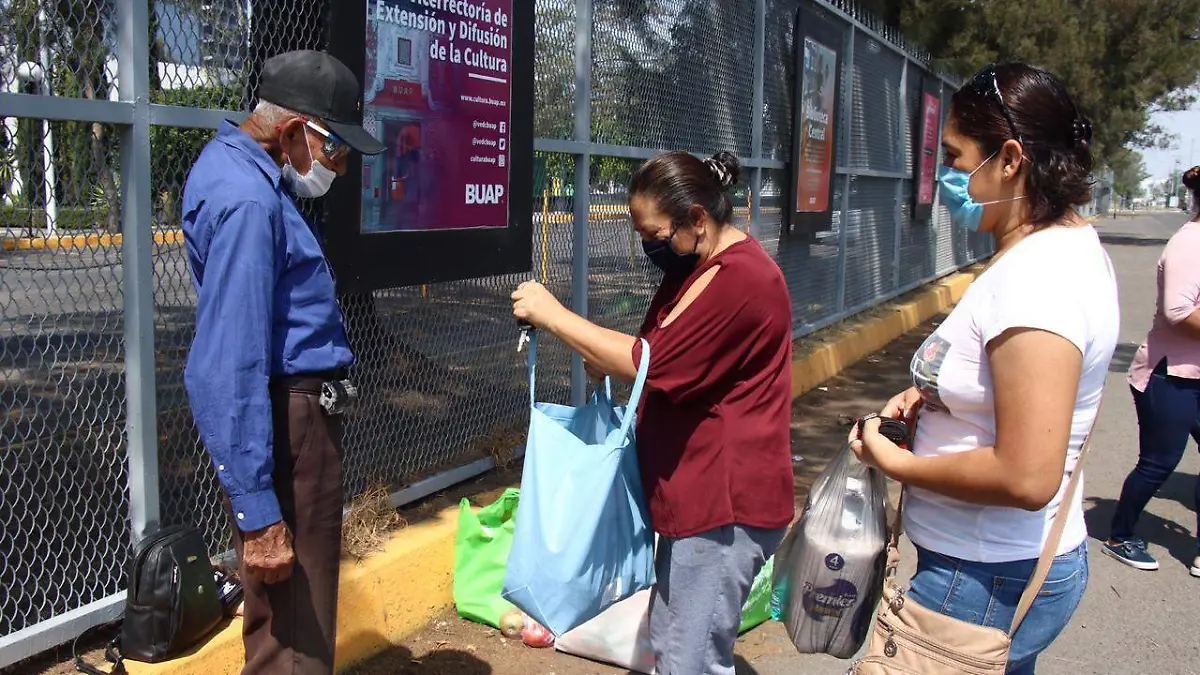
[75, 525, 234, 675]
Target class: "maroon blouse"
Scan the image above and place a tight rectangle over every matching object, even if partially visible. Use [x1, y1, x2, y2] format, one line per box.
[631, 237, 795, 538]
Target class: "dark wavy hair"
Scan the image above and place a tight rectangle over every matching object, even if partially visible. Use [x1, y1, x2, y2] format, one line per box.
[629, 151, 742, 227]
[951, 63, 1094, 225]
[1183, 166, 1200, 194]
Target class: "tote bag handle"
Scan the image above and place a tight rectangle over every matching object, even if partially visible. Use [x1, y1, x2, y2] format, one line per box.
[527, 332, 651, 441]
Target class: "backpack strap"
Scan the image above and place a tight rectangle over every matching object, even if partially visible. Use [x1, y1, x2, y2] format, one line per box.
[73, 624, 126, 675]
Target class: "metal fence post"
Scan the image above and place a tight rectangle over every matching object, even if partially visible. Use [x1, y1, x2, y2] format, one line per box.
[834, 24, 856, 314]
[893, 61, 908, 292]
[116, 0, 161, 544]
[570, 0, 593, 406]
[750, 0, 766, 235]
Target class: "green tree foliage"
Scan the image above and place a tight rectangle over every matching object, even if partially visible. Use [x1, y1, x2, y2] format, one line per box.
[2, 0, 120, 228]
[863, 0, 1200, 167]
[0, 0, 247, 231]
[150, 85, 239, 228]
[1108, 147, 1149, 200]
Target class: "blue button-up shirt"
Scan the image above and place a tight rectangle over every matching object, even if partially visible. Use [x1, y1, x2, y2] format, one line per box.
[181, 121, 354, 532]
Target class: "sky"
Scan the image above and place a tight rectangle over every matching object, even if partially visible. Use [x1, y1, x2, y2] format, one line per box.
[1142, 100, 1200, 181]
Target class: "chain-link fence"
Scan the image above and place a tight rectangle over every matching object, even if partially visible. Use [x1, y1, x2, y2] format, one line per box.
[0, 0, 989, 665]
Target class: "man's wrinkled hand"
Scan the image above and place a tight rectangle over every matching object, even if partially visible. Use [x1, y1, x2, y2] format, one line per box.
[243, 521, 294, 585]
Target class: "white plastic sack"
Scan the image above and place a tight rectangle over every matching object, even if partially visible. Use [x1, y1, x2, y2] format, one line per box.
[555, 540, 778, 674]
[772, 444, 887, 659]
[554, 588, 656, 674]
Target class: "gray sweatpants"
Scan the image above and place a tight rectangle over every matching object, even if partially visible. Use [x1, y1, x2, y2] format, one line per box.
[649, 524, 788, 675]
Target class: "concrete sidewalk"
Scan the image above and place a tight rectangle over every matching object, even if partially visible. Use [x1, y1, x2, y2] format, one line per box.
[347, 213, 1199, 675]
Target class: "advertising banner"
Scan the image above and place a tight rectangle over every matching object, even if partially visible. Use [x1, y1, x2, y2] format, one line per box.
[362, 0, 515, 232]
[911, 79, 942, 221]
[795, 37, 837, 215]
[321, 0, 533, 291]
[787, 3, 843, 236]
[917, 93, 939, 204]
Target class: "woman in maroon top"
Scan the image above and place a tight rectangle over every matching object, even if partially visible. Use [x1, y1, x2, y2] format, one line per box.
[512, 150, 795, 675]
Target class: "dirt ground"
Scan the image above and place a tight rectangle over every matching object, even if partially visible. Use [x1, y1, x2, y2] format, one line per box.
[20, 313, 941, 675]
[342, 316, 942, 675]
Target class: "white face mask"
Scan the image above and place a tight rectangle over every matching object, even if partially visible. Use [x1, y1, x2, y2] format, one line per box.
[281, 126, 336, 198]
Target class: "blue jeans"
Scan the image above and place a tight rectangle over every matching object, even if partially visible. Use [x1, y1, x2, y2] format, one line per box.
[1110, 361, 1200, 544]
[908, 543, 1089, 675]
[650, 524, 786, 675]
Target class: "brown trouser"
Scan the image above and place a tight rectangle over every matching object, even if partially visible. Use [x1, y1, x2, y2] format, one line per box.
[229, 382, 345, 675]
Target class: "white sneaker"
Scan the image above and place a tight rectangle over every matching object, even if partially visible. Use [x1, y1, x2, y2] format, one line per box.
[1191, 555, 1200, 578]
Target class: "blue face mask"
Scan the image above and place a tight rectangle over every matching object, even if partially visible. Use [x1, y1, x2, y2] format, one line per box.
[937, 153, 1025, 231]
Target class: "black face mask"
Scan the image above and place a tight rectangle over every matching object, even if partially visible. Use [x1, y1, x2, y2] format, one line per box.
[642, 230, 700, 279]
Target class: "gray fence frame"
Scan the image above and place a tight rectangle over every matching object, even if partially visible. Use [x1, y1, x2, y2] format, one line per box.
[0, 0, 991, 666]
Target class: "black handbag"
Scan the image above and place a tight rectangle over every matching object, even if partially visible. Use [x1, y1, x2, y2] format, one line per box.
[75, 526, 231, 675]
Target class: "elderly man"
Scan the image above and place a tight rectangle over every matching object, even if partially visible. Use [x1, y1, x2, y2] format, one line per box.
[181, 50, 384, 675]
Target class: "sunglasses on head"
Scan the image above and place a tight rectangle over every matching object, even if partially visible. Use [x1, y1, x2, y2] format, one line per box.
[301, 119, 351, 162]
[968, 65, 1023, 144]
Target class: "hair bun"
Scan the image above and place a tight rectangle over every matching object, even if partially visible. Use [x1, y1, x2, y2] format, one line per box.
[1071, 118, 1093, 149]
[1183, 166, 1200, 192]
[704, 151, 741, 189]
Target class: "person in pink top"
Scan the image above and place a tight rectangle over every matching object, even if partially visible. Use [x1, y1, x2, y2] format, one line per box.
[1105, 166, 1200, 578]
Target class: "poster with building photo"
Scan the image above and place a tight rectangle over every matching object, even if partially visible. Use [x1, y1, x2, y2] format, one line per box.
[795, 37, 837, 214]
[788, 3, 842, 235]
[361, 0, 514, 232]
[320, 0, 532, 291]
[912, 78, 941, 221]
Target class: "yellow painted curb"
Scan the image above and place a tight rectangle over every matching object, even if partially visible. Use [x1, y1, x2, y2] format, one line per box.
[125, 506, 459, 675]
[124, 268, 982, 675]
[790, 268, 981, 399]
[0, 230, 184, 251]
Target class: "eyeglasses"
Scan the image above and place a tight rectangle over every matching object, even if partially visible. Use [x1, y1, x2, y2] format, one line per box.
[969, 65, 1023, 144]
[303, 119, 350, 162]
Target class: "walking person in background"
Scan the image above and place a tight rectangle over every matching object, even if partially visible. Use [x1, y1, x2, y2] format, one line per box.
[851, 63, 1119, 674]
[511, 150, 795, 675]
[182, 51, 384, 675]
[1104, 166, 1200, 578]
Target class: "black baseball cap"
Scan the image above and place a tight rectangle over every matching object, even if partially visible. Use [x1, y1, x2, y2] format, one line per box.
[257, 50, 386, 156]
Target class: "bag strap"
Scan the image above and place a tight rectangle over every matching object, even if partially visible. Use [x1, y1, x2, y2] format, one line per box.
[884, 486, 905, 580]
[617, 339, 651, 440]
[526, 332, 651, 442]
[1009, 397, 1102, 636]
[528, 331, 539, 407]
[73, 624, 126, 675]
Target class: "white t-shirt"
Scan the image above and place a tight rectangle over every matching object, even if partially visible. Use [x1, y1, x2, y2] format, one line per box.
[904, 225, 1119, 563]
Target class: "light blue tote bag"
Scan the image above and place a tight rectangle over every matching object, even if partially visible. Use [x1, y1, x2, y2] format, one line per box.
[501, 332, 656, 636]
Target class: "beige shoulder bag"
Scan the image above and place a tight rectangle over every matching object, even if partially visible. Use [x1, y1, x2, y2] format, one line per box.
[853, 422, 1097, 675]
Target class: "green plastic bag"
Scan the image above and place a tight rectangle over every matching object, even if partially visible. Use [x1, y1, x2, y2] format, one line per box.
[453, 488, 519, 628]
[738, 555, 776, 634]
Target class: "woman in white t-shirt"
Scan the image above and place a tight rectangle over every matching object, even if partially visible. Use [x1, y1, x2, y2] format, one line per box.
[850, 63, 1119, 674]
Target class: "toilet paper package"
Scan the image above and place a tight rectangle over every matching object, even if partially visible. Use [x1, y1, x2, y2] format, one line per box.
[772, 445, 887, 659]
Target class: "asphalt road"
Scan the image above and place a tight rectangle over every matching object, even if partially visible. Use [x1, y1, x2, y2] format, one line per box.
[749, 212, 1200, 675]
